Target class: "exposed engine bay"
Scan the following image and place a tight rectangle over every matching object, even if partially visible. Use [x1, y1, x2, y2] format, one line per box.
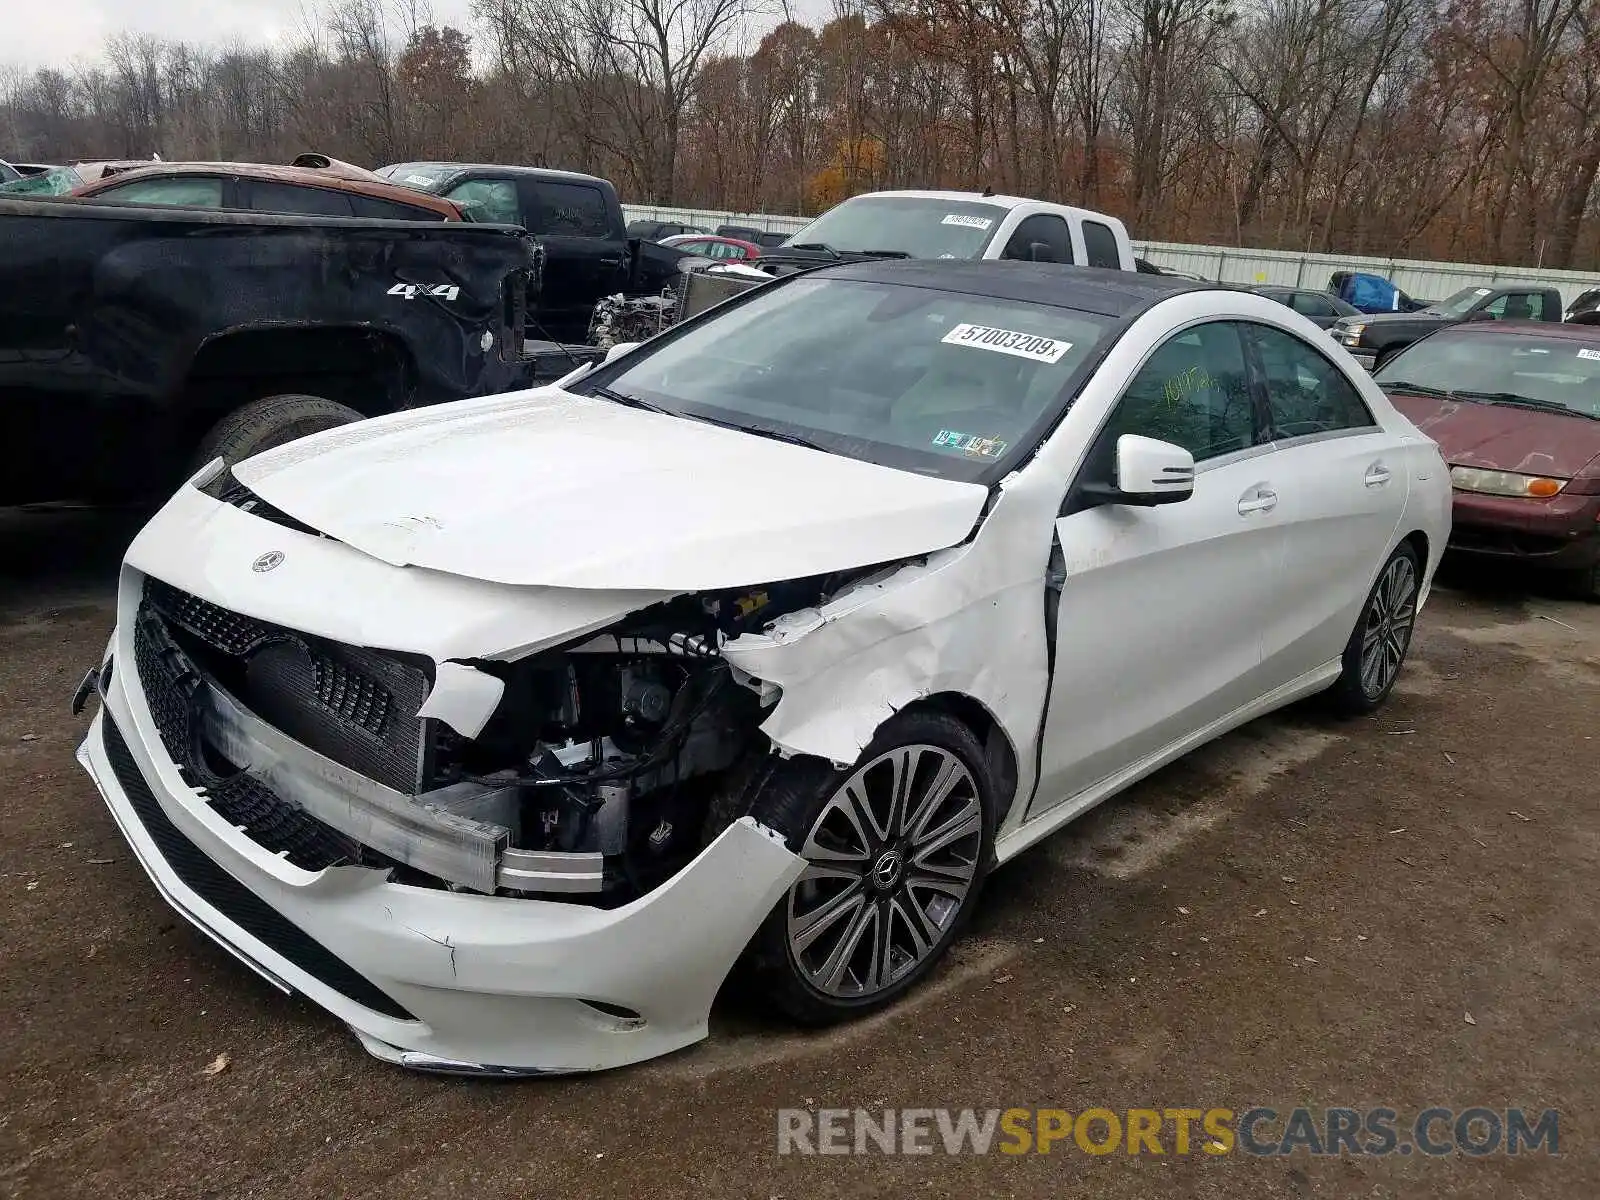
[135, 568, 869, 906]
[431, 579, 836, 898]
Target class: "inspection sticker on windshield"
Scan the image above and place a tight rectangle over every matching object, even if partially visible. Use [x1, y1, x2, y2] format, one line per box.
[942, 323, 1072, 363]
[933, 429, 1008, 458]
[1578, 348, 1600, 361]
[941, 214, 994, 230]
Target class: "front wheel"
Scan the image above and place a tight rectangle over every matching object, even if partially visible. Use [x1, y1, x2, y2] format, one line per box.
[1325, 542, 1421, 714]
[740, 710, 995, 1025]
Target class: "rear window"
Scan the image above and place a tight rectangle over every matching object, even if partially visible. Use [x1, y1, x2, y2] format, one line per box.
[247, 181, 353, 216]
[1082, 220, 1122, 268]
[527, 181, 611, 236]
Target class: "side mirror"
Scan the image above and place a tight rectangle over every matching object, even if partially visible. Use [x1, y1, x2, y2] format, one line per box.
[1082, 435, 1195, 507]
[603, 341, 640, 364]
[1466, 309, 1496, 322]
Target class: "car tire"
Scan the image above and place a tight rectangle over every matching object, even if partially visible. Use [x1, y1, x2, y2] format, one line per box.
[737, 709, 996, 1026]
[1325, 542, 1421, 715]
[190, 394, 364, 475]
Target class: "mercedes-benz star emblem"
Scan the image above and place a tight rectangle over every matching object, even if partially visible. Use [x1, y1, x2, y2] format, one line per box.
[252, 551, 285, 573]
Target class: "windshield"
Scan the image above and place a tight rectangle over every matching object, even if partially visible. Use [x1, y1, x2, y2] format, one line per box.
[784, 197, 1008, 259]
[1428, 287, 1493, 317]
[585, 275, 1112, 482]
[382, 163, 458, 193]
[0, 167, 82, 197]
[1375, 331, 1600, 418]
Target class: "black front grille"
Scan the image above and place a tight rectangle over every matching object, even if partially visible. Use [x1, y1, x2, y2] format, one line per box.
[133, 610, 355, 870]
[143, 582, 434, 794]
[100, 714, 416, 1022]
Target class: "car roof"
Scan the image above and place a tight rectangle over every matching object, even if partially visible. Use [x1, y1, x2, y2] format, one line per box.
[811, 259, 1206, 317]
[842, 190, 1122, 224]
[75, 160, 463, 217]
[389, 161, 610, 187]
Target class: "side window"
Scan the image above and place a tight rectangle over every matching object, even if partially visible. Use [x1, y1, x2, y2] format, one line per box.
[1504, 292, 1545, 320]
[445, 178, 521, 225]
[247, 181, 353, 217]
[1290, 292, 1334, 318]
[97, 176, 224, 208]
[1247, 322, 1377, 438]
[1102, 321, 1258, 463]
[1002, 214, 1073, 263]
[1081, 220, 1122, 269]
[350, 195, 447, 221]
[526, 181, 611, 237]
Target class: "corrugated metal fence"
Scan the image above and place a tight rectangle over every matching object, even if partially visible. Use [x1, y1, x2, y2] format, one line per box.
[622, 203, 1600, 305]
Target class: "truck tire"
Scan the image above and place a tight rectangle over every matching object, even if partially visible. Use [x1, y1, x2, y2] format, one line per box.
[191, 394, 364, 475]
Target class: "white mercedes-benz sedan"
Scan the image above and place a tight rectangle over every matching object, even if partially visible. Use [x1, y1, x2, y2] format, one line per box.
[74, 260, 1451, 1075]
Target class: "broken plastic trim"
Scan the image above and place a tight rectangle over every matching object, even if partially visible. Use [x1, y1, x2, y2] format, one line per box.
[199, 681, 604, 894]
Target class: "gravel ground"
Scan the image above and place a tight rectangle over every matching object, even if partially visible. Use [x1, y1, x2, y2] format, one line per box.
[1, 506, 1596, 1199]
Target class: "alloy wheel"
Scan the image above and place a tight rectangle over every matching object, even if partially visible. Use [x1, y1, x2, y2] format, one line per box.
[785, 744, 983, 1000]
[1359, 554, 1418, 699]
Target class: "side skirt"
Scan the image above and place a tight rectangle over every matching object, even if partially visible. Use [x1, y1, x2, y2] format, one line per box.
[993, 659, 1342, 865]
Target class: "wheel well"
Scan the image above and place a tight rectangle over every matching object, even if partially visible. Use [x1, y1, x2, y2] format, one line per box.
[902, 692, 1021, 819]
[178, 326, 415, 446]
[1402, 529, 1431, 575]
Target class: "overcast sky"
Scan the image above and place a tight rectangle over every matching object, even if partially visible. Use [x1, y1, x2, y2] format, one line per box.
[8, 0, 480, 71]
[6, 0, 821, 71]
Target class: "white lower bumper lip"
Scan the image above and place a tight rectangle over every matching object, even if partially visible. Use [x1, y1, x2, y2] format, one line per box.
[77, 662, 806, 1075]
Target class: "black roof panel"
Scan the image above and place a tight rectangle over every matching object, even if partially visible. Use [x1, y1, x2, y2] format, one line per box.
[813, 259, 1211, 317]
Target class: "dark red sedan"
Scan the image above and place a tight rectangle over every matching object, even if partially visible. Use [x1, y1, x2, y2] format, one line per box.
[1373, 322, 1600, 597]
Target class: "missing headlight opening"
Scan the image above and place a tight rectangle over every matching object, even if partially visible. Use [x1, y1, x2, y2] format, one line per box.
[137, 571, 861, 905]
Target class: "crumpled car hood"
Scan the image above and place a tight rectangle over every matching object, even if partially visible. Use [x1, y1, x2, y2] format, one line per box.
[232, 387, 990, 591]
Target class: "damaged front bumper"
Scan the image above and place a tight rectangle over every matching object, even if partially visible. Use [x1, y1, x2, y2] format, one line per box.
[75, 651, 804, 1075]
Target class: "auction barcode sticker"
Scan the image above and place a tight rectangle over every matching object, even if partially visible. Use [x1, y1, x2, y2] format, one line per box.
[942, 323, 1072, 363]
[941, 214, 994, 230]
[1577, 348, 1600, 361]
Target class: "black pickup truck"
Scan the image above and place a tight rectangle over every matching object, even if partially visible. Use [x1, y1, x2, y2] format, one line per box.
[1332, 283, 1565, 369]
[378, 163, 696, 343]
[0, 195, 575, 506]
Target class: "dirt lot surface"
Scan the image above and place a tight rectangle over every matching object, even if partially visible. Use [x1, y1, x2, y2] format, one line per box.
[2, 506, 1596, 1199]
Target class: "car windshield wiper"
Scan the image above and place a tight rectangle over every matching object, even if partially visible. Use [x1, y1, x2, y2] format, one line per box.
[682, 411, 832, 452]
[591, 385, 673, 415]
[840, 248, 912, 258]
[788, 242, 840, 258]
[1378, 380, 1451, 397]
[1451, 391, 1600, 420]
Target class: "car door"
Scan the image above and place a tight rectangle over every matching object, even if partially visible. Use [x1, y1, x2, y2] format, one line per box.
[1033, 320, 1281, 813]
[516, 177, 624, 342]
[1243, 321, 1409, 683]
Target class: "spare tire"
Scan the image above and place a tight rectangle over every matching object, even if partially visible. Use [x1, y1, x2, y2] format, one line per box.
[190, 393, 364, 475]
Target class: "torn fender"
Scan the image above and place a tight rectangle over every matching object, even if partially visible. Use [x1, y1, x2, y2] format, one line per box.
[723, 540, 1051, 818]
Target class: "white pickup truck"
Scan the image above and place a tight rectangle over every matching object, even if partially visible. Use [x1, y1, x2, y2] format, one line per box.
[777, 189, 1138, 270]
[596, 190, 1141, 344]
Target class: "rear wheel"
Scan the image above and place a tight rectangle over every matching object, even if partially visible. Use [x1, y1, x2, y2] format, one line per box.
[1565, 561, 1600, 602]
[190, 393, 364, 475]
[1325, 543, 1420, 714]
[740, 710, 995, 1025]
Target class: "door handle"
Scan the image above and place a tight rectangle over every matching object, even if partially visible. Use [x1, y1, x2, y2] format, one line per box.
[1364, 462, 1392, 487]
[1238, 487, 1278, 515]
